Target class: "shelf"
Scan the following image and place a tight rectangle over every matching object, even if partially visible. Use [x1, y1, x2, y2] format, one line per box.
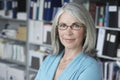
[0, 58, 25, 66]
[29, 42, 52, 48]
[29, 67, 38, 73]
[0, 17, 27, 22]
[96, 26, 120, 31]
[98, 55, 120, 61]
[0, 35, 26, 43]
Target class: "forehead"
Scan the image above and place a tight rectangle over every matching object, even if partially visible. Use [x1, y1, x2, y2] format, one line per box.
[58, 12, 78, 24]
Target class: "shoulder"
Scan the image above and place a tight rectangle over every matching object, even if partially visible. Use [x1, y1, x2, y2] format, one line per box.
[73, 52, 101, 74]
[82, 53, 99, 67]
[78, 53, 101, 75]
[78, 53, 102, 80]
[35, 54, 58, 80]
[41, 54, 57, 67]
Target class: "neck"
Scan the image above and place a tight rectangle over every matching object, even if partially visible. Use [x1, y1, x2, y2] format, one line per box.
[62, 47, 82, 60]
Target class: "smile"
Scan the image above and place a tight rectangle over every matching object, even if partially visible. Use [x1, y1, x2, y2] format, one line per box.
[64, 38, 75, 43]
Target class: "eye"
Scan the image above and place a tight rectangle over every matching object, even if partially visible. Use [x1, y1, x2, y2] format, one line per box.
[58, 23, 67, 30]
[59, 23, 67, 28]
[72, 23, 81, 29]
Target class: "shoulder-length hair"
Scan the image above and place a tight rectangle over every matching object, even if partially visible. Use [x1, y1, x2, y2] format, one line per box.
[51, 2, 97, 58]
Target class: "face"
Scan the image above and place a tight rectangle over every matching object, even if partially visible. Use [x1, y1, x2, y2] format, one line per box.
[58, 12, 85, 50]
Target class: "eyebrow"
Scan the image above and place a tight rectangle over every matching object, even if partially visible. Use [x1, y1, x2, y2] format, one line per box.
[58, 22, 80, 25]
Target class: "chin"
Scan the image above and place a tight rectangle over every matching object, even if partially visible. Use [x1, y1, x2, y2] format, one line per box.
[64, 45, 75, 49]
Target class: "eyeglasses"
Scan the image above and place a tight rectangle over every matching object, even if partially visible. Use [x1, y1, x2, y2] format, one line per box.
[57, 23, 84, 30]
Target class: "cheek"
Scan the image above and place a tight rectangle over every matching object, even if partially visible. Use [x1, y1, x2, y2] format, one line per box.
[58, 30, 63, 40]
[78, 32, 84, 38]
[76, 31, 85, 41]
[58, 31, 64, 40]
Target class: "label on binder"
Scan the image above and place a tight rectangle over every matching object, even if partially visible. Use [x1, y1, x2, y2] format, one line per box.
[109, 6, 117, 12]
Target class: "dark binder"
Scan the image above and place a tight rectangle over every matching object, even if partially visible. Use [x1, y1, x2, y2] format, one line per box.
[102, 30, 110, 56]
[0, 1, 3, 10]
[5, 0, 12, 16]
[51, 0, 62, 19]
[103, 30, 120, 57]
[108, 1, 119, 28]
[29, 0, 34, 19]
[12, 0, 18, 18]
[31, 56, 40, 70]
[43, 0, 53, 21]
[17, 0, 26, 12]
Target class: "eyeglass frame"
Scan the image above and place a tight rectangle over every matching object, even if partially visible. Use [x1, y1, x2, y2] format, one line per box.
[57, 22, 85, 30]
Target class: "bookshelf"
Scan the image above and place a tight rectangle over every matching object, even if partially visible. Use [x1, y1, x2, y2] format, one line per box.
[0, 0, 28, 80]
[93, 0, 120, 80]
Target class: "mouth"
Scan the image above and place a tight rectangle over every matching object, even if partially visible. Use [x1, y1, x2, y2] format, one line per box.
[64, 38, 75, 43]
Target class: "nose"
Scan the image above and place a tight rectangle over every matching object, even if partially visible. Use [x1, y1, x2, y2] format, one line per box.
[66, 27, 73, 35]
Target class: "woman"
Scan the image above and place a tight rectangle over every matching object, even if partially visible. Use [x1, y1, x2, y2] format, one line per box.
[35, 2, 102, 80]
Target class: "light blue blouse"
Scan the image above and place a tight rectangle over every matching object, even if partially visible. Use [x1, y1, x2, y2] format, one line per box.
[35, 51, 102, 80]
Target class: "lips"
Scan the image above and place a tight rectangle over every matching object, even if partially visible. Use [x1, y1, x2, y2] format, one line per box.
[64, 38, 75, 43]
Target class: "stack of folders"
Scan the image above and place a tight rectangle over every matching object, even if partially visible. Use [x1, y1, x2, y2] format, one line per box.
[98, 61, 120, 80]
[29, 50, 46, 70]
[0, 62, 25, 80]
[95, 1, 120, 28]
[29, 0, 70, 21]
[96, 29, 120, 57]
[0, 41, 25, 63]
[0, 0, 26, 19]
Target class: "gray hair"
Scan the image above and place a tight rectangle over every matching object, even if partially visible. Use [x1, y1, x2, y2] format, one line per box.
[51, 2, 97, 57]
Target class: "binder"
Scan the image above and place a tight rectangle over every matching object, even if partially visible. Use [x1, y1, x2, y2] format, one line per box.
[17, 0, 26, 20]
[29, 50, 45, 70]
[12, 0, 18, 18]
[0, 1, 3, 10]
[33, 21, 44, 44]
[108, 1, 119, 28]
[51, 0, 62, 19]
[0, 62, 8, 80]
[5, 0, 12, 18]
[96, 28, 106, 56]
[28, 20, 34, 43]
[104, 62, 109, 80]
[16, 45, 25, 63]
[52, 7, 59, 19]
[17, 0, 26, 12]
[0, 42, 4, 59]
[29, 0, 34, 19]
[0, 1, 5, 17]
[43, 24, 52, 45]
[33, 0, 37, 20]
[6, 0, 12, 10]
[118, 6, 120, 28]
[96, 2, 105, 26]
[43, 0, 53, 21]
[51, 0, 62, 7]
[28, 20, 44, 45]
[36, 0, 40, 20]
[102, 30, 110, 57]
[103, 30, 120, 57]
[104, 2, 109, 27]
[38, 0, 44, 20]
